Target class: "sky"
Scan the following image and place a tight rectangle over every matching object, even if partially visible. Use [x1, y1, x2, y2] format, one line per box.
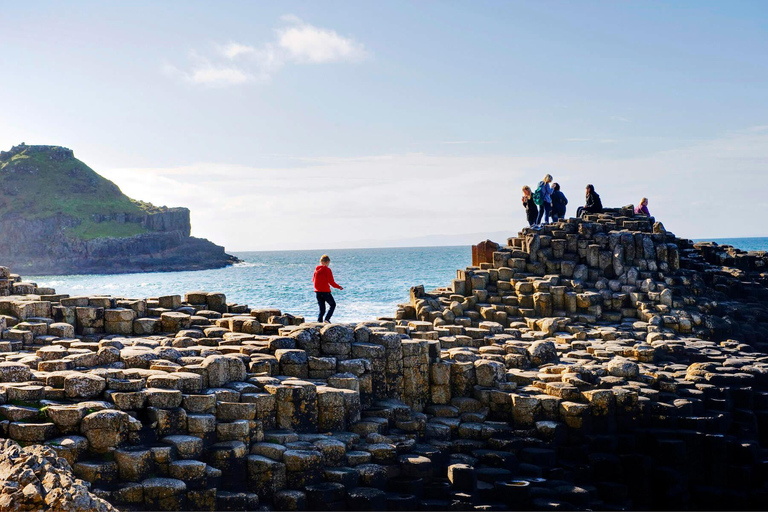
[1, 0, 767, 251]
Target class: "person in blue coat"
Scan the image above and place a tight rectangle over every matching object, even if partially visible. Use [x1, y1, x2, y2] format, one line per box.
[535, 174, 553, 225]
[550, 182, 568, 221]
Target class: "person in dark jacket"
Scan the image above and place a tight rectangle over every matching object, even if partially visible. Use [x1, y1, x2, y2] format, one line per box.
[550, 183, 568, 221]
[576, 184, 603, 218]
[522, 185, 538, 227]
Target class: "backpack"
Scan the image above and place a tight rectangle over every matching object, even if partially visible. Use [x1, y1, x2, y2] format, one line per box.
[532, 185, 543, 206]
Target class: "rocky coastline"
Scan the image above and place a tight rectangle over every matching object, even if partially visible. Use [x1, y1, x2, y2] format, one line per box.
[0, 144, 239, 275]
[0, 207, 766, 511]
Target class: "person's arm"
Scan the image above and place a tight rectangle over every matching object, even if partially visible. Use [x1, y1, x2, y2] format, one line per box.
[328, 269, 343, 290]
[563, 194, 568, 206]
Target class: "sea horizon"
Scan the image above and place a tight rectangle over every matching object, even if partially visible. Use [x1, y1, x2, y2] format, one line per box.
[225, 234, 768, 254]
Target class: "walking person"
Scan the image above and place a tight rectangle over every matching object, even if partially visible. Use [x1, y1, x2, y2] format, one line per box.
[522, 186, 538, 227]
[634, 197, 650, 216]
[550, 182, 568, 221]
[313, 254, 343, 323]
[534, 174, 554, 225]
[576, 184, 603, 218]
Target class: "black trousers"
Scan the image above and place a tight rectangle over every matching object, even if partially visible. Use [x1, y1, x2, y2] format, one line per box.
[316, 292, 336, 322]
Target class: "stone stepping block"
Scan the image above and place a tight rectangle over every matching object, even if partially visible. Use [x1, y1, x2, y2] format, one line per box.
[207, 441, 247, 489]
[45, 435, 88, 465]
[162, 434, 203, 459]
[216, 419, 250, 442]
[247, 454, 286, 500]
[314, 438, 347, 466]
[74, 460, 119, 485]
[216, 491, 261, 511]
[216, 401, 257, 421]
[182, 393, 217, 414]
[0, 404, 41, 422]
[273, 489, 306, 511]
[355, 463, 388, 489]
[305, 482, 347, 508]
[324, 466, 361, 489]
[168, 459, 208, 484]
[114, 447, 153, 481]
[142, 477, 187, 511]
[347, 487, 387, 511]
[64, 373, 106, 399]
[494, 479, 531, 507]
[398, 454, 433, 480]
[8, 421, 56, 443]
[251, 442, 286, 461]
[145, 388, 183, 408]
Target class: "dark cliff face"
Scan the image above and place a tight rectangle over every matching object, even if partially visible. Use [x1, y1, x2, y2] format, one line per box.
[0, 210, 238, 275]
[0, 144, 239, 275]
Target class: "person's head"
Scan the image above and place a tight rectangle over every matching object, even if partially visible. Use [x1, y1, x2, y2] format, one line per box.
[522, 185, 532, 197]
[544, 174, 553, 183]
[320, 254, 331, 266]
[640, 197, 648, 206]
[553, 182, 560, 192]
[586, 184, 594, 195]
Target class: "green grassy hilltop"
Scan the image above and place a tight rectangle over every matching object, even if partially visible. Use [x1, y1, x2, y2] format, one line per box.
[0, 144, 159, 239]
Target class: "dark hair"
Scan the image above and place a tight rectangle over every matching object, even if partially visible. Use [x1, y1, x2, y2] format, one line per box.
[586, 184, 594, 193]
[553, 182, 560, 191]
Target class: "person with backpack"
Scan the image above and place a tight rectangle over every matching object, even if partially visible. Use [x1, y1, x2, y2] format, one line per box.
[533, 174, 553, 226]
[576, 184, 603, 218]
[313, 254, 343, 323]
[550, 182, 568, 221]
[522, 186, 538, 227]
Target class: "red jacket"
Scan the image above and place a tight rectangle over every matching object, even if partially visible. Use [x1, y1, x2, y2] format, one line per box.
[313, 265, 341, 292]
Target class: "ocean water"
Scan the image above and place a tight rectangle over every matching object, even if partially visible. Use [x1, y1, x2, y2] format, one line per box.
[695, 237, 768, 252]
[29, 246, 470, 323]
[27, 238, 768, 324]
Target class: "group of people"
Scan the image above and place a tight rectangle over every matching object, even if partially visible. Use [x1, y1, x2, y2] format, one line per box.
[522, 175, 651, 227]
[311, 190, 652, 322]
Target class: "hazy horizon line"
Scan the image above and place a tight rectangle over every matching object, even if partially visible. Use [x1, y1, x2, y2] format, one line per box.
[227, 234, 768, 254]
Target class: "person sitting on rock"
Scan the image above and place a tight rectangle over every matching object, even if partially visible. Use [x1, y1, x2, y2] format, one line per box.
[522, 186, 538, 227]
[313, 254, 343, 323]
[550, 182, 568, 221]
[634, 197, 650, 216]
[576, 184, 603, 218]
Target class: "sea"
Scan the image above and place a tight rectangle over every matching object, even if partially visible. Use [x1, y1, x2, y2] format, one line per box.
[28, 238, 768, 323]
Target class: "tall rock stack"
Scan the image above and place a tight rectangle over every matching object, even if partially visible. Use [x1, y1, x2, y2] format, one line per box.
[0, 206, 767, 510]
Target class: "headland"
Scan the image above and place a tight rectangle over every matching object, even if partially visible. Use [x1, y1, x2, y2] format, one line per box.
[0, 207, 766, 511]
[0, 144, 239, 275]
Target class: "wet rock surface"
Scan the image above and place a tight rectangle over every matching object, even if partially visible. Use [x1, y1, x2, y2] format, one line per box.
[0, 207, 767, 510]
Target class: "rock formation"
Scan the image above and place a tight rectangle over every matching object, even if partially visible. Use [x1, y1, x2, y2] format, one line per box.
[0, 206, 766, 510]
[0, 144, 239, 275]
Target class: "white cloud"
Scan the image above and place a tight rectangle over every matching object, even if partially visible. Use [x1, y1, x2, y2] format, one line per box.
[189, 65, 250, 86]
[168, 16, 368, 86]
[277, 18, 367, 63]
[219, 42, 258, 59]
[101, 128, 768, 251]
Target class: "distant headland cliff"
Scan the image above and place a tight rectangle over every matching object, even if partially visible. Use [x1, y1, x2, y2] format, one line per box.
[0, 143, 239, 275]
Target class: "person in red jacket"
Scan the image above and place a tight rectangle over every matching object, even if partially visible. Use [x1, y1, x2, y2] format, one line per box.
[313, 254, 343, 322]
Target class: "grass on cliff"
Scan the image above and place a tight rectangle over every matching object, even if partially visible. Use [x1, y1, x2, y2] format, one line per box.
[66, 221, 149, 240]
[0, 146, 155, 239]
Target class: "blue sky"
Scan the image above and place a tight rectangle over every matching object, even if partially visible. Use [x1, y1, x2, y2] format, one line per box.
[1, 1, 767, 250]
